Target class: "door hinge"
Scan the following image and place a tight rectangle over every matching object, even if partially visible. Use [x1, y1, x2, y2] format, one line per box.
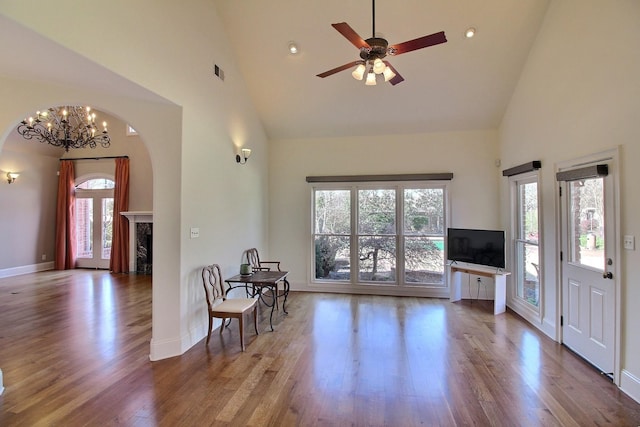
[560, 315, 563, 326]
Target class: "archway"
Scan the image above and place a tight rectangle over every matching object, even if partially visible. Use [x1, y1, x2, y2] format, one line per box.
[0, 72, 183, 363]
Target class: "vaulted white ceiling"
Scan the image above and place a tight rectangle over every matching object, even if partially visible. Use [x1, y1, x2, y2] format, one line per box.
[214, 0, 550, 140]
[1, 2, 551, 143]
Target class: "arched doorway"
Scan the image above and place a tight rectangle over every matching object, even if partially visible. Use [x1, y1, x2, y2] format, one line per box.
[0, 42, 184, 360]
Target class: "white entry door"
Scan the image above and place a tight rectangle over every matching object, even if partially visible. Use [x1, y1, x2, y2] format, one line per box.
[75, 178, 114, 270]
[559, 156, 617, 376]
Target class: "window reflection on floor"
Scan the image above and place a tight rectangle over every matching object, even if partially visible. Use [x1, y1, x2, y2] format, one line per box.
[97, 275, 117, 359]
[520, 331, 541, 390]
[69, 273, 118, 361]
[311, 296, 449, 400]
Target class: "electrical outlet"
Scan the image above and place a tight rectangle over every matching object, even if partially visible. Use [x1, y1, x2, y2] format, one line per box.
[623, 235, 635, 250]
[190, 227, 200, 239]
[41, 254, 46, 261]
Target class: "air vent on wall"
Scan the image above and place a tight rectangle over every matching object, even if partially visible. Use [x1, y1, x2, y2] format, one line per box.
[214, 64, 225, 81]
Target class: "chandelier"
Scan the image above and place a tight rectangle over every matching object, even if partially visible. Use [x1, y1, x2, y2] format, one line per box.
[16, 106, 111, 151]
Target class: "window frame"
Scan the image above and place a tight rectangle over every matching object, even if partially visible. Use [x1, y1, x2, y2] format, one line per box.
[310, 180, 450, 297]
[509, 171, 543, 320]
[126, 124, 138, 136]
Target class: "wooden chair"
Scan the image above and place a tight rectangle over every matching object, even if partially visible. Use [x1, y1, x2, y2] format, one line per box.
[202, 264, 258, 351]
[243, 248, 284, 309]
[244, 248, 281, 272]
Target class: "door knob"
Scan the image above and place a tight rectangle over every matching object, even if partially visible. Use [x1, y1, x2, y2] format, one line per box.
[603, 271, 613, 279]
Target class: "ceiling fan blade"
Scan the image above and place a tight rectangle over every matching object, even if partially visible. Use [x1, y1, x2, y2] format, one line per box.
[383, 61, 405, 85]
[316, 61, 361, 78]
[389, 31, 447, 56]
[332, 22, 370, 50]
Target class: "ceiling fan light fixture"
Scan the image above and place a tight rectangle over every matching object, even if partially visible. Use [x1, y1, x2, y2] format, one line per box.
[383, 66, 396, 82]
[352, 63, 366, 80]
[372, 58, 385, 74]
[365, 70, 377, 86]
[315, 0, 447, 86]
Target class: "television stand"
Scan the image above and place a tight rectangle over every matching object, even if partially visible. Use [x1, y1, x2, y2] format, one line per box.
[449, 265, 511, 315]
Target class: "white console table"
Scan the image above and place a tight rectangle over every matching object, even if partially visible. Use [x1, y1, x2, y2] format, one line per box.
[449, 265, 510, 315]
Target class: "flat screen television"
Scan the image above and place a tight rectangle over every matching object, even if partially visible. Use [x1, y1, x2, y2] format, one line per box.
[447, 228, 505, 269]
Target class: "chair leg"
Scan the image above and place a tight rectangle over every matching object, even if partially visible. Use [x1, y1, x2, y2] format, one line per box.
[206, 315, 213, 345]
[219, 317, 225, 334]
[239, 315, 245, 351]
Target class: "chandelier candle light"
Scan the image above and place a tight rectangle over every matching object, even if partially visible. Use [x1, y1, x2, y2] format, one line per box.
[17, 106, 111, 151]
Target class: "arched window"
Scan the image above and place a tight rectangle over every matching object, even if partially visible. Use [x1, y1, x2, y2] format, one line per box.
[76, 178, 115, 190]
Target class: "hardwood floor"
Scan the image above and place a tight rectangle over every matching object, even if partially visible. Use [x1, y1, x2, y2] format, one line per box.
[1, 271, 639, 426]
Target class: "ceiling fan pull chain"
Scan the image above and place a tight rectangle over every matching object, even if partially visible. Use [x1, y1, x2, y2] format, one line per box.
[372, 0, 376, 37]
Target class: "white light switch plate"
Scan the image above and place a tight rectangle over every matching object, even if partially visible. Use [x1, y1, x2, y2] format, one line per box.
[623, 235, 634, 250]
[190, 227, 200, 239]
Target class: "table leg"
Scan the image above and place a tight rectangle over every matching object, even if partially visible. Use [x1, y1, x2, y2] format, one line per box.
[282, 279, 290, 314]
[268, 298, 275, 332]
[255, 285, 276, 332]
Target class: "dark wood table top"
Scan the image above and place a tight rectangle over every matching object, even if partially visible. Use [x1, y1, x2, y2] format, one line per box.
[226, 271, 289, 284]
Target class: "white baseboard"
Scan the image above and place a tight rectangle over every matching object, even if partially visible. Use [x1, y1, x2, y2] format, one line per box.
[0, 262, 55, 279]
[149, 318, 217, 361]
[620, 369, 640, 404]
[149, 336, 184, 361]
[290, 281, 449, 299]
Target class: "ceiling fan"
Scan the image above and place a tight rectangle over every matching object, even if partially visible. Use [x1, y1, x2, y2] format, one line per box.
[316, 0, 447, 86]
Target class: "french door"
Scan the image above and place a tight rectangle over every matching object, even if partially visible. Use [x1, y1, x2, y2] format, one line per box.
[559, 154, 618, 376]
[75, 179, 114, 269]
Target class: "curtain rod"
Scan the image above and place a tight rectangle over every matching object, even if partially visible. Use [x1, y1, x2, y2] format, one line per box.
[60, 155, 129, 161]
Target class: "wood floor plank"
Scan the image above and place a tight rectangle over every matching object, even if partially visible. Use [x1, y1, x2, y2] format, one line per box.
[1, 271, 640, 426]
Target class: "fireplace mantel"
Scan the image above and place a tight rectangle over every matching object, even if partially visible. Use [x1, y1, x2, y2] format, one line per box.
[121, 211, 153, 273]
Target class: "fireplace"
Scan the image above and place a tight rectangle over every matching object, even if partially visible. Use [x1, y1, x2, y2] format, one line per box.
[121, 211, 153, 274]
[136, 222, 153, 274]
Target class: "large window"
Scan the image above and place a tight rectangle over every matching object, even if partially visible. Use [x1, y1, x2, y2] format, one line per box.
[313, 182, 447, 287]
[512, 174, 541, 309]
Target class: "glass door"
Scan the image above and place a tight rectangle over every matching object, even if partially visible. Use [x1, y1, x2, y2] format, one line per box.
[75, 178, 114, 269]
[560, 163, 616, 376]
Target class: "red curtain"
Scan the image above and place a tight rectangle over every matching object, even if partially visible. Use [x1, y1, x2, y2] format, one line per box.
[110, 158, 130, 273]
[54, 160, 76, 270]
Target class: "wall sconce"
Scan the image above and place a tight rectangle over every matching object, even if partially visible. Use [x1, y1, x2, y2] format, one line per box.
[6, 172, 19, 184]
[236, 148, 252, 164]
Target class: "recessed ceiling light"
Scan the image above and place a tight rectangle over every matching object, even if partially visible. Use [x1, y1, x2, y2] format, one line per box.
[288, 42, 299, 54]
[465, 27, 476, 38]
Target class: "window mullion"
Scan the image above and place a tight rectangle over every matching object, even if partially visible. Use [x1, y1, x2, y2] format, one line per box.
[351, 187, 358, 285]
[396, 186, 404, 286]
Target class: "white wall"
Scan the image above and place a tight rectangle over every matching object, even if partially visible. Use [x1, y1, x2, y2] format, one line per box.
[0, 0, 269, 360]
[498, 0, 640, 400]
[0, 142, 59, 271]
[269, 130, 500, 295]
